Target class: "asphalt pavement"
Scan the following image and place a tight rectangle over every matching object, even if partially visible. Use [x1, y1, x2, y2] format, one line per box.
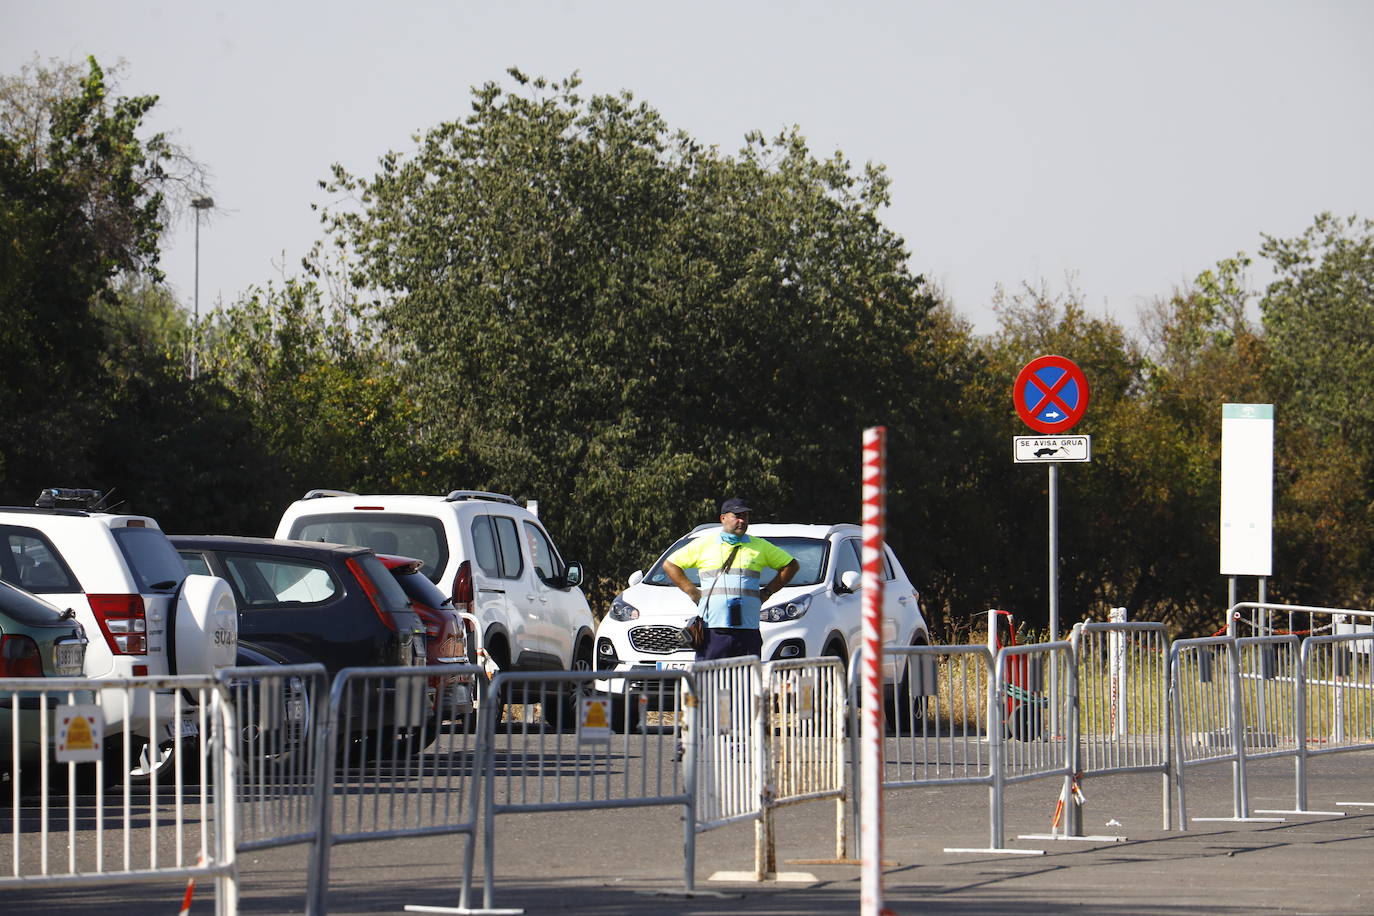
[7, 751, 1374, 914]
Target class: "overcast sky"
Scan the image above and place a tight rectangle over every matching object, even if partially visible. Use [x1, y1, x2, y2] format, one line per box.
[4, 1, 1372, 335]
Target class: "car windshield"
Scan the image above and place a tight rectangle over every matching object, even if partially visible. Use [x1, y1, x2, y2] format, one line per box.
[288, 513, 448, 583]
[0, 579, 66, 625]
[113, 527, 186, 592]
[393, 567, 450, 610]
[644, 536, 828, 588]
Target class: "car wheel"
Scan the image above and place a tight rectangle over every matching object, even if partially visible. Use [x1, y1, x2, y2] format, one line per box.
[554, 644, 595, 731]
[887, 645, 928, 736]
[227, 675, 310, 769]
[394, 722, 439, 757]
[107, 734, 199, 786]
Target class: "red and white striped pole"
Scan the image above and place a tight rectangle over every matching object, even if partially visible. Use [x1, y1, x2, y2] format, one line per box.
[860, 426, 891, 916]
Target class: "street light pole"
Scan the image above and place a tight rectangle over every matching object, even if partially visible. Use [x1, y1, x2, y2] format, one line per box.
[190, 196, 214, 380]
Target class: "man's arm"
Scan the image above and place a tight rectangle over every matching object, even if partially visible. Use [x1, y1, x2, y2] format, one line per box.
[663, 560, 702, 604]
[761, 558, 799, 602]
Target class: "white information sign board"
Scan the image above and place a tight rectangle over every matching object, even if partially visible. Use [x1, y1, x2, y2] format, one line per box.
[1220, 403, 1273, 576]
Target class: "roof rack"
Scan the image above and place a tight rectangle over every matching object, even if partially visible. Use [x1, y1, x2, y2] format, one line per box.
[303, 489, 358, 500]
[444, 490, 517, 505]
[35, 488, 104, 510]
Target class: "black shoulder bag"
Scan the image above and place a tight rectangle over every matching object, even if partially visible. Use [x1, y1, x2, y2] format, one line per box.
[681, 544, 741, 652]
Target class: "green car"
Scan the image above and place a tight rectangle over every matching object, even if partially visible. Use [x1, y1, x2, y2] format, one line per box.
[1, 579, 88, 768]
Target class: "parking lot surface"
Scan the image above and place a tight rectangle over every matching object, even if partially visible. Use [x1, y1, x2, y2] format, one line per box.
[6, 751, 1374, 914]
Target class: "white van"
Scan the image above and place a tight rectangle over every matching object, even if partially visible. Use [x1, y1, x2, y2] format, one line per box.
[275, 490, 595, 725]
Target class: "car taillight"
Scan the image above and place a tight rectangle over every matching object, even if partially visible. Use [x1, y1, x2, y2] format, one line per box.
[346, 557, 399, 631]
[452, 560, 474, 610]
[88, 594, 148, 655]
[0, 635, 43, 677]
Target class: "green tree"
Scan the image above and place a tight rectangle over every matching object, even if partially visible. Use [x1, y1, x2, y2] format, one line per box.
[1129, 258, 1270, 632]
[200, 273, 427, 517]
[321, 70, 954, 609]
[1258, 214, 1374, 607]
[0, 56, 200, 501]
[1261, 213, 1374, 451]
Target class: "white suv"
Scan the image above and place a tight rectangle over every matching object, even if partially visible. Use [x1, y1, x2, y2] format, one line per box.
[275, 489, 596, 723]
[594, 522, 930, 730]
[0, 489, 239, 776]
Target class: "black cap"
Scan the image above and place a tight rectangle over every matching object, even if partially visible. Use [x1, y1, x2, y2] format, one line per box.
[719, 496, 752, 515]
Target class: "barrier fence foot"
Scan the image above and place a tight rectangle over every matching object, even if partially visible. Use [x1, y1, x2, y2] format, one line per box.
[1255, 808, 1346, 817]
[1190, 816, 1286, 823]
[709, 869, 818, 883]
[943, 847, 1046, 856]
[1018, 833, 1127, 843]
[1336, 801, 1374, 808]
[404, 906, 523, 915]
[637, 887, 742, 900]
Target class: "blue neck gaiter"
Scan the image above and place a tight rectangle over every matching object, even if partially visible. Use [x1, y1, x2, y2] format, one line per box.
[720, 533, 750, 547]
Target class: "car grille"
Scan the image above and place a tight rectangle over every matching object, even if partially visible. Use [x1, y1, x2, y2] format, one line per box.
[629, 625, 686, 654]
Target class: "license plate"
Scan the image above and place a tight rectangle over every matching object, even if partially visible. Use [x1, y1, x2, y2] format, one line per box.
[656, 660, 693, 671]
[54, 643, 84, 675]
[165, 715, 198, 739]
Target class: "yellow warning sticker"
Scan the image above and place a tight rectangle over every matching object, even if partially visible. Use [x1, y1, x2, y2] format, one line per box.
[56, 704, 104, 763]
[578, 697, 611, 743]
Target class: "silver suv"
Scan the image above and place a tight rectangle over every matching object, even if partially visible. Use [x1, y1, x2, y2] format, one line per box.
[0, 489, 239, 777]
[275, 489, 595, 724]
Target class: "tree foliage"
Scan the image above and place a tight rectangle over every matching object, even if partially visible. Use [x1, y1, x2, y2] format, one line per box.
[0, 57, 177, 496]
[200, 273, 427, 512]
[1259, 215, 1374, 607]
[321, 70, 946, 601]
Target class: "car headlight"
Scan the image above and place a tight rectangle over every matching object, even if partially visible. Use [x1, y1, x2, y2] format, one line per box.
[761, 594, 811, 623]
[608, 596, 639, 622]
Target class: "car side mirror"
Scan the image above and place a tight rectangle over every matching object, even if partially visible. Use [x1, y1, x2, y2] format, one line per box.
[837, 570, 862, 594]
[628, 569, 644, 587]
[562, 560, 584, 589]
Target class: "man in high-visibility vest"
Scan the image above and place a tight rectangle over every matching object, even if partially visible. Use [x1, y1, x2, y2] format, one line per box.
[663, 497, 799, 660]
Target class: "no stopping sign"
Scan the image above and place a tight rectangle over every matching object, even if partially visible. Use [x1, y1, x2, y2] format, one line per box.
[1014, 355, 1090, 434]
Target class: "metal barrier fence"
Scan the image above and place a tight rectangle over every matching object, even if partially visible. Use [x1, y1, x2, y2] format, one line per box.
[690, 657, 763, 838]
[876, 644, 1008, 852]
[1169, 636, 1283, 827]
[851, 643, 1066, 856]
[1228, 601, 1374, 640]
[306, 663, 485, 916]
[757, 657, 847, 876]
[1294, 633, 1374, 813]
[219, 663, 329, 852]
[1, 675, 237, 907]
[1067, 622, 1171, 834]
[476, 667, 697, 910]
[992, 641, 1076, 849]
[1233, 634, 1332, 819]
[1236, 635, 1302, 761]
[13, 626, 1374, 912]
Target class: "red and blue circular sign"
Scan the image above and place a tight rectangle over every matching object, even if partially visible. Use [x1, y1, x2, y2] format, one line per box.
[1014, 355, 1090, 434]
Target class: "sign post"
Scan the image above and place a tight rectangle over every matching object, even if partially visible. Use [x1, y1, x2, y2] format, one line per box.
[1012, 355, 1091, 645]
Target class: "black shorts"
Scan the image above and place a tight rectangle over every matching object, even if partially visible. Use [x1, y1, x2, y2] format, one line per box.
[697, 627, 763, 661]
